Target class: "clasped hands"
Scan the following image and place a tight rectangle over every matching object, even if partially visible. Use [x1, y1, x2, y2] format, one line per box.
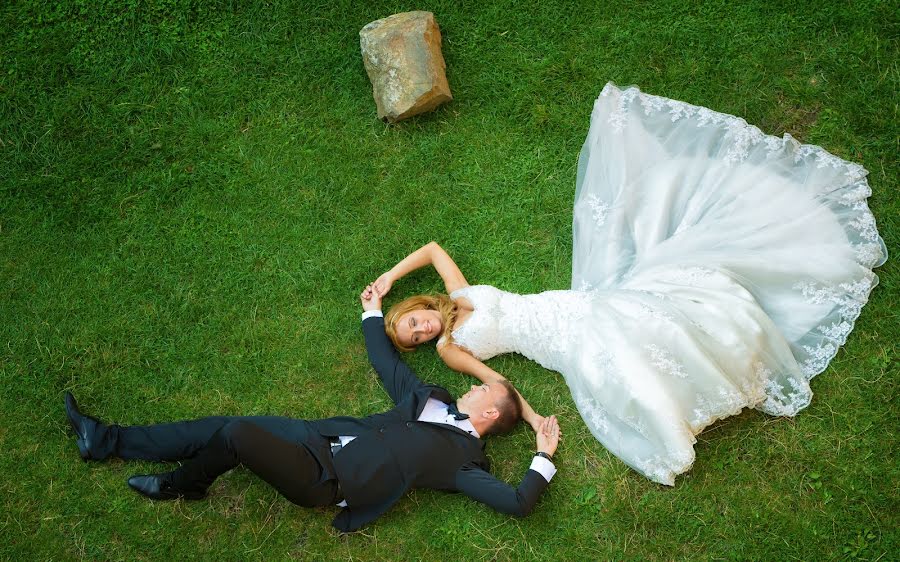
[360, 282, 384, 312]
[360, 273, 393, 310]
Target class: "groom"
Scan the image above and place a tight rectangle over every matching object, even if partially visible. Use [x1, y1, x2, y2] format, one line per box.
[64, 285, 560, 532]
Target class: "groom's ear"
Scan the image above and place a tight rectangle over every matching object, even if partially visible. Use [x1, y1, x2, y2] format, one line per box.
[482, 408, 500, 421]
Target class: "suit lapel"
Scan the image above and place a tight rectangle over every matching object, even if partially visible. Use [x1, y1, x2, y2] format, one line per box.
[413, 385, 485, 443]
[413, 385, 453, 417]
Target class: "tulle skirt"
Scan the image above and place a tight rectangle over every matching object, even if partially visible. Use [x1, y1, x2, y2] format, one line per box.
[564, 83, 886, 484]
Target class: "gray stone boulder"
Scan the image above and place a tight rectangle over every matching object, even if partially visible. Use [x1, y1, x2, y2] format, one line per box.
[359, 11, 452, 123]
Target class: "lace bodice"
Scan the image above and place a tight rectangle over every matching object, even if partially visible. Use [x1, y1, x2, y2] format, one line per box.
[446, 285, 594, 373]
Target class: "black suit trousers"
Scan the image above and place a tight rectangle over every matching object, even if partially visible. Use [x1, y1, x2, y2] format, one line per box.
[100, 416, 341, 507]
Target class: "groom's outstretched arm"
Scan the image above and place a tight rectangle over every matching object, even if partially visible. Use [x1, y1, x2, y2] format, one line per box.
[360, 287, 427, 405]
[454, 459, 554, 517]
[456, 414, 560, 517]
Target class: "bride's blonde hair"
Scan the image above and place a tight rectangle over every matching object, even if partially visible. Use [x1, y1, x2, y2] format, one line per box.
[385, 294, 458, 352]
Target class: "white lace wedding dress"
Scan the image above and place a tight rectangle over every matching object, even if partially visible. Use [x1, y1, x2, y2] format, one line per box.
[446, 83, 887, 485]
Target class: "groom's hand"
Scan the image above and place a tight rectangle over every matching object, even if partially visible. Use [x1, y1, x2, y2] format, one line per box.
[361, 284, 383, 312]
[536, 415, 560, 458]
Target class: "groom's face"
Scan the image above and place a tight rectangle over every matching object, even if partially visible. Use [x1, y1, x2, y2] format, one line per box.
[458, 382, 506, 418]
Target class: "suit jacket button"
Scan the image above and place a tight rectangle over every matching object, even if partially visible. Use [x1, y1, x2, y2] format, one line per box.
[379, 428, 385, 433]
[406, 422, 412, 427]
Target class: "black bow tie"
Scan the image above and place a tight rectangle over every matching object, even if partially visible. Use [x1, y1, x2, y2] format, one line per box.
[447, 402, 469, 421]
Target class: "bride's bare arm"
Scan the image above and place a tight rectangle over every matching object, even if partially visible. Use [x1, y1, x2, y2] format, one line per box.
[373, 242, 469, 296]
[439, 343, 543, 432]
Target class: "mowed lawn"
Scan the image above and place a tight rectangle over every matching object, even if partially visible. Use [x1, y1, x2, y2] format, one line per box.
[1, 1, 896, 559]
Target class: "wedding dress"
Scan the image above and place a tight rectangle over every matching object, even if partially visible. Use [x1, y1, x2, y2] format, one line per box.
[445, 83, 886, 485]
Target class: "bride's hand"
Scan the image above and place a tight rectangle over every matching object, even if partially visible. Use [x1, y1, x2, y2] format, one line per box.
[529, 413, 562, 437]
[528, 414, 546, 433]
[372, 273, 393, 297]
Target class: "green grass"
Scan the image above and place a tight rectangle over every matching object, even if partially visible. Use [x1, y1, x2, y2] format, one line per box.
[1, 0, 897, 559]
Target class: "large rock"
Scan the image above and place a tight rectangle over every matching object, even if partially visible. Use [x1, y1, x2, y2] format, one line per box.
[359, 11, 452, 123]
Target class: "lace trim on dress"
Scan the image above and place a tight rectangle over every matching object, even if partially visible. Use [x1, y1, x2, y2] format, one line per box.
[790, 271, 877, 378]
[634, 447, 695, 487]
[603, 83, 870, 180]
[757, 362, 811, 416]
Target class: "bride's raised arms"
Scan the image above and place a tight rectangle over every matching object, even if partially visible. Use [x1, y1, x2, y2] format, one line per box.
[439, 341, 545, 433]
[371, 242, 469, 297]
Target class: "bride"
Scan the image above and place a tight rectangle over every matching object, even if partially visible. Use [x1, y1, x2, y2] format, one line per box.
[365, 83, 887, 485]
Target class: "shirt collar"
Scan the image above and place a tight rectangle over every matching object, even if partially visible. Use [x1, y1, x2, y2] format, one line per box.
[448, 412, 480, 438]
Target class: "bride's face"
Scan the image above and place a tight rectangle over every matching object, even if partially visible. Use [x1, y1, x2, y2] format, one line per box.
[395, 309, 443, 348]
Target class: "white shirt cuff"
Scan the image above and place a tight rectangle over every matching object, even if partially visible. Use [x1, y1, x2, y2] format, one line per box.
[529, 455, 557, 482]
[361, 310, 383, 320]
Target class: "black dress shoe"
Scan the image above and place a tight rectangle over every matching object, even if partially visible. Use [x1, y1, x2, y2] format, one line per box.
[65, 392, 100, 461]
[127, 474, 207, 501]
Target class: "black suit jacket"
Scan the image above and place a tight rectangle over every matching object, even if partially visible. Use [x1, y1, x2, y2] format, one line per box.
[310, 316, 551, 532]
